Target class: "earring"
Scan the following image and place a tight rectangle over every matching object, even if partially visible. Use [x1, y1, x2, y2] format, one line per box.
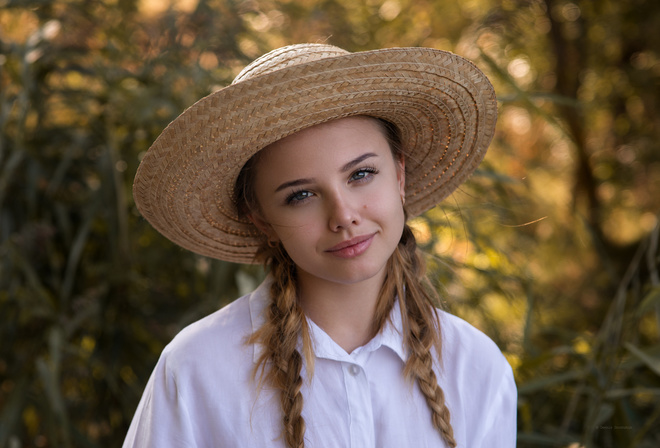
[400, 194, 406, 205]
[267, 239, 278, 248]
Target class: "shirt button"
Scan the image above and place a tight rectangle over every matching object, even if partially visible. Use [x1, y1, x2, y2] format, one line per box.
[348, 364, 360, 376]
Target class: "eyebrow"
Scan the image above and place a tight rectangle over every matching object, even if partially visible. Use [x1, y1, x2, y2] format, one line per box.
[341, 152, 378, 173]
[274, 152, 378, 193]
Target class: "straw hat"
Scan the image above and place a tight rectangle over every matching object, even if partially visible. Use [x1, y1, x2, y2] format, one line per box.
[133, 43, 497, 263]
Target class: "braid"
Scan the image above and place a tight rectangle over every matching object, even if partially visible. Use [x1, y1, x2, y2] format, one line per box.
[248, 243, 309, 448]
[392, 225, 457, 447]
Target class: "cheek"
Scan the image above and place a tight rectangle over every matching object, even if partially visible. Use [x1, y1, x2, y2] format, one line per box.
[365, 183, 405, 217]
[269, 212, 320, 244]
[380, 190, 406, 237]
[278, 227, 322, 268]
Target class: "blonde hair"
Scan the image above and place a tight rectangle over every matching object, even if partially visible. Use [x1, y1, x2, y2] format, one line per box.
[236, 117, 456, 448]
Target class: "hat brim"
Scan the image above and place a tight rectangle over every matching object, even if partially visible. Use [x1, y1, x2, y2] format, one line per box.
[133, 47, 497, 263]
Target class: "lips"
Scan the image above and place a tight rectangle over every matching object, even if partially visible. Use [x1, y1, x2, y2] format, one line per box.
[325, 233, 376, 259]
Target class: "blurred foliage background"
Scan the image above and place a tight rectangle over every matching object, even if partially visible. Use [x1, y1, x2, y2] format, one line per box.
[1, 0, 659, 447]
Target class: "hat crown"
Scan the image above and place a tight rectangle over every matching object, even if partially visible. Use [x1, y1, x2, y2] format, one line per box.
[232, 43, 350, 84]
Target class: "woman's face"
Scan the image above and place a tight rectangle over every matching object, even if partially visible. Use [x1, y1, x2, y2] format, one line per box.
[250, 116, 406, 287]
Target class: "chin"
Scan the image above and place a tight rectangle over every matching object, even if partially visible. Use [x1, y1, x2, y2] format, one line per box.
[319, 259, 389, 286]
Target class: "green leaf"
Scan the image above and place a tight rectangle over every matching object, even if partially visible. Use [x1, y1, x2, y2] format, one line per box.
[594, 403, 615, 426]
[624, 343, 660, 376]
[36, 353, 72, 448]
[517, 369, 587, 394]
[605, 387, 660, 398]
[516, 432, 577, 445]
[636, 286, 660, 317]
[0, 377, 29, 447]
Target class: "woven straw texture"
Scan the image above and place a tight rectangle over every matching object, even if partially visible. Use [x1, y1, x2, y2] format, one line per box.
[133, 43, 497, 263]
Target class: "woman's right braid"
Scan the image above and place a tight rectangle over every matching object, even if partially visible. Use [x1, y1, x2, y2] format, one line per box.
[251, 244, 307, 448]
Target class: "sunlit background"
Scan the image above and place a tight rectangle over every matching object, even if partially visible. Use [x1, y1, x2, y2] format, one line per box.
[1, 0, 659, 447]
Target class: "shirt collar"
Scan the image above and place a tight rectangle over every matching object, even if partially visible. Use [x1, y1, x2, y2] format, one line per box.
[375, 299, 408, 362]
[248, 276, 408, 363]
[248, 277, 272, 363]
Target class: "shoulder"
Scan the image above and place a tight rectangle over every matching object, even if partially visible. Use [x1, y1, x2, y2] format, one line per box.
[159, 279, 271, 377]
[436, 309, 513, 382]
[123, 279, 277, 447]
[167, 296, 249, 354]
[435, 310, 518, 445]
[435, 309, 516, 415]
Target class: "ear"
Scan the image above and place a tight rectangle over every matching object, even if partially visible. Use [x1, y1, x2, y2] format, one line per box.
[247, 212, 279, 242]
[396, 155, 406, 200]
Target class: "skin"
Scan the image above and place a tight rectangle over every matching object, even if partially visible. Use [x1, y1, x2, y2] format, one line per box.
[249, 116, 406, 353]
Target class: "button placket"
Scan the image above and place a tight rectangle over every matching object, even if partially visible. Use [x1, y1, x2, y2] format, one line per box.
[342, 362, 374, 447]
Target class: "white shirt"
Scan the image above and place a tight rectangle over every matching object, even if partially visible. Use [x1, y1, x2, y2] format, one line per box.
[124, 278, 517, 447]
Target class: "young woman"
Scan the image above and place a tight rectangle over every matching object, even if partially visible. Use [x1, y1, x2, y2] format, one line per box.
[125, 43, 516, 447]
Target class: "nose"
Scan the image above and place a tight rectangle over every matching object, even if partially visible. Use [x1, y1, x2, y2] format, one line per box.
[327, 192, 360, 231]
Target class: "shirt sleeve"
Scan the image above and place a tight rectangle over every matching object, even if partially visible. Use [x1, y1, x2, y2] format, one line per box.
[123, 353, 196, 448]
[439, 311, 518, 447]
[479, 362, 517, 447]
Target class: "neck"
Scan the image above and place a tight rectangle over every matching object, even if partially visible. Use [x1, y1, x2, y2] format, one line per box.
[296, 270, 386, 354]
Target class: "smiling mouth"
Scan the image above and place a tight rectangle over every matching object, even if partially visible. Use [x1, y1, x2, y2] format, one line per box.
[325, 233, 376, 258]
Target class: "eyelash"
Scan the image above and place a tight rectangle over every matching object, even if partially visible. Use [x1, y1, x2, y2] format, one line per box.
[285, 166, 379, 205]
[351, 166, 378, 182]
